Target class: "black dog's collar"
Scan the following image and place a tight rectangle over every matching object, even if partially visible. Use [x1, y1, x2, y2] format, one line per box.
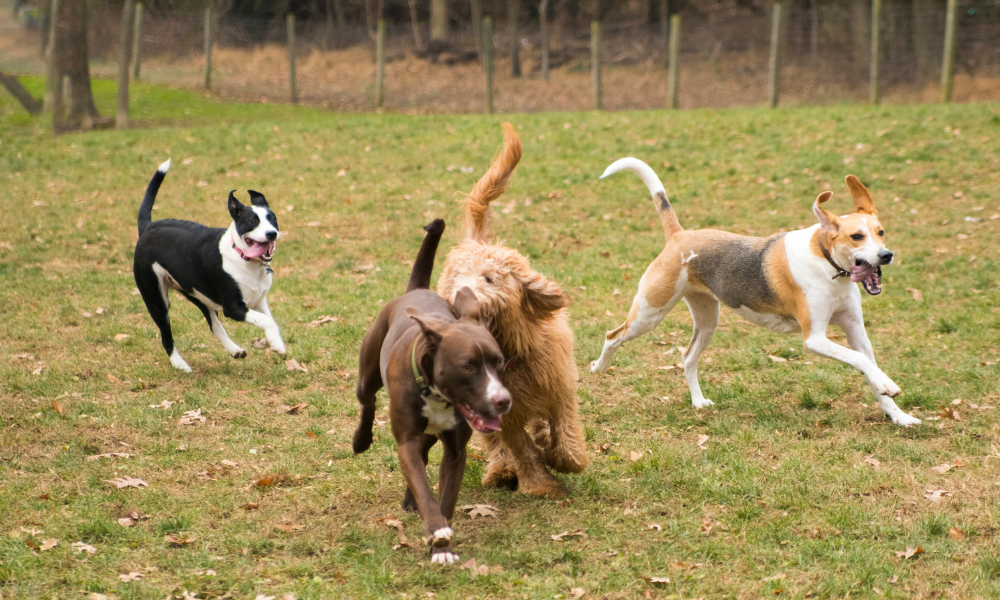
[411, 340, 449, 404]
[818, 238, 850, 280]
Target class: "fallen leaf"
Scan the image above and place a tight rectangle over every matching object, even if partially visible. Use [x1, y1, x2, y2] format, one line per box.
[285, 359, 308, 372]
[864, 456, 881, 469]
[630, 451, 644, 462]
[647, 576, 671, 584]
[550, 530, 587, 541]
[221, 459, 239, 468]
[283, 403, 308, 414]
[948, 527, 965, 540]
[118, 516, 137, 527]
[89, 593, 112, 600]
[165, 534, 195, 546]
[938, 406, 961, 421]
[308, 315, 340, 327]
[700, 520, 714, 536]
[305, 431, 317, 439]
[277, 523, 305, 533]
[197, 569, 217, 576]
[696, 434, 709, 450]
[149, 400, 175, 409]
[895, 546, 924, 559]
[86, 452, 131, 461]
[924, 489, 951, 502]
[762, 573, 787, 582]
[460, 504, 498, 519]
[256, 475, 276, 487]
[20, 526, 44, 535]
[767, 354, 787, 362]
[255, 595, 276, 600]
[647, 522, 662, 531]
[114, 333, 130, 341]
[31, 364, 45, 375]
[906, 288, 923, 302]
[80, 310, 93, 318]
[119, 571, 144, 582]
[107, 373, 121, 383]
[182, 591, 200, 600]
[40, 538, 58, 551]
[570, 588, 586, 599]
[930, 464, 954, 474]
[244, 502, 259, 511]
[104, 476, 148, 490]
[51, 400, 63, 414]
[72, 541, 97, 554]
[179, 409, 206, 425]
[459, 558, 490, 576]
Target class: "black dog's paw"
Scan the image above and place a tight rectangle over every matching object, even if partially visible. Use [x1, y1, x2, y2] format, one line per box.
[352, 427, 373, 454]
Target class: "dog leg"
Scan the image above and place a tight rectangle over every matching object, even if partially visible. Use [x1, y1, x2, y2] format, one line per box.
[396, 436, 451, 547]
[836, 313, 920, 427]
[541, 401, 590, 475]
[436, 428, 471, 521]
[137, 271, 190, 372]
[402, 434, 438, 512]
[803, 316, 902, 399]
[480, 432, 519, 489]
[591, 288, 683, 374]
[682, 292, 720, 409]
[230, 306, 285, 355]
[496, 419, 566, 498]
[210, 311, 246, 358]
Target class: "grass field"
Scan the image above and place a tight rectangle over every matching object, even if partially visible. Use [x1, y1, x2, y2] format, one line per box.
[2, 78, 1000, 600]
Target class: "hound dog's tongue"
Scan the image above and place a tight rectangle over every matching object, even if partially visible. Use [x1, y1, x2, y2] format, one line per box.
[850, 262, 883, 295]
[456, 402, 502, 433]
[242, 239, 275, 260]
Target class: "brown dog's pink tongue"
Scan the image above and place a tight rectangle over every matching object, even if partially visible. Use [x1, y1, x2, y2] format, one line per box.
[849, 264, 874, 283]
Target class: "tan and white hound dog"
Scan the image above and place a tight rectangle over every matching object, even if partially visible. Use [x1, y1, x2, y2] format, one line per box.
[590, 158, 920, 427]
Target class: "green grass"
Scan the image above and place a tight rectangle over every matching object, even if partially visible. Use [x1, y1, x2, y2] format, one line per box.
[2, 78, 1000, 599]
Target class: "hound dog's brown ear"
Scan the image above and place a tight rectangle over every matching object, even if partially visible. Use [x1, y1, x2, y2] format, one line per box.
[406, 306, 448, 349]
[812, 190, 840, 232]
[521, 274, 569, 321]
[452, 287, 481, 322]
[845, 175, 878, 216]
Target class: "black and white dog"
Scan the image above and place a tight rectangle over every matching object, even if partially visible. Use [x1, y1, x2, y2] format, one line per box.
[133, 159, 286, 372]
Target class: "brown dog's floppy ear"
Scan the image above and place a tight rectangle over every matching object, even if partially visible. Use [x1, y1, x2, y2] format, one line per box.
[406, 306, 447, 349]
[812, 191, 839, 232]
[845, 175, 877, 216]
[521, 274, 569, 320]
[452, 287, 481, 322]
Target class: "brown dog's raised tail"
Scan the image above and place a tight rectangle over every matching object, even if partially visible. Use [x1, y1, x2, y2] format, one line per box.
[406, 218, 446, 292]
[464, 122, 523, 242]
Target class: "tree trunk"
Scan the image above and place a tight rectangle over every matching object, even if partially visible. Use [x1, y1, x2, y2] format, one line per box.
[407, 0, 424, 51]
[430, 0, 448, 41]
[56, 0, 101, 130]
[852, 0, 870, 72]
[43, 0, 60, 117]
[0, 71, 42, 114]
[912, 0, 935, 77]
[470, 0, 483, 58]
[660, 0, 669, 58]
[539, 0, 549, 80]
[117, 0, 134, 129]
[508, 0, 520, 77]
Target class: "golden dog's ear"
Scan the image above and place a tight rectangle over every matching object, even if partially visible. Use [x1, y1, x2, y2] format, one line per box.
[845, 175, 878, 216]
[521, 275, 569, 320]
[812, 191, 839, 232]
[406, 306, 447, 349]
[452, 287, 481, 322]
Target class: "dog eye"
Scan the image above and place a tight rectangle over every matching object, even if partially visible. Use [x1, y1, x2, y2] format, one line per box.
[483, 275, 493, 284]
[463, 364, 476, 373]
[877, 230, 884, 237]
[851, 233, 864, 241]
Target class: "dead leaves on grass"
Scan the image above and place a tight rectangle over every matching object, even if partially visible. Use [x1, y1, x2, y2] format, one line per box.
[165, 533, 195, 546]
[863, 456, 881, 469]
[696, 435, 709, 451]
[550, 530, 587, 542]
[924, 489, 951, 502]
[119, 571, 144, 582]
[86, 452, 131, 461]
[459, 558, 502, 576]
[104, 476, 148, 490]
[117, 511, 143, 527]
[377, 515, 409, 549]
[71, 541, 97, 554]
[895, 546, 925, 560]
[949, 527, 966, 540]
[51, 400, 62, 414]
[930, 461, 965, 474]
[460, 504, 498, 519]
[285, 359, 308, 373]
[281, 403, 308, 415]
[179, 409, 206, 425]
[308, 315, 341, 327]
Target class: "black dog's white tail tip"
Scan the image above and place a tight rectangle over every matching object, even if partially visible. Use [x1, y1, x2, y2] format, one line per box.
[158, 158, 171, 174]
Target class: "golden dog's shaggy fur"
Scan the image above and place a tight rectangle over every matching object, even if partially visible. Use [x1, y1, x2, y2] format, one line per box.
[436, 123, 589, 498]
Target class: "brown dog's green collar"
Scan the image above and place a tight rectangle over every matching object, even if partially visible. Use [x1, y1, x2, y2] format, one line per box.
[411, 340, 449, 404]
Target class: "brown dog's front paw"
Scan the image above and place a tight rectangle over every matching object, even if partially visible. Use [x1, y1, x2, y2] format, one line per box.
[430, 547, 460, 565]
[517, 475, 567, 499]
[482, 461, 518, 490]
[422, 526, 453, 548]
[352, 427, 373, 454]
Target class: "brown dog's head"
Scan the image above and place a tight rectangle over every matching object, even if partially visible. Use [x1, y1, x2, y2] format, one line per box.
[813, 175, 893, 295]
[438, 241, 569, 340]
[406, 287, 511, 432]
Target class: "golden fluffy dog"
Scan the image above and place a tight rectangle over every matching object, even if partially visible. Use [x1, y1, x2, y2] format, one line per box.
[436, 124, 589, 498]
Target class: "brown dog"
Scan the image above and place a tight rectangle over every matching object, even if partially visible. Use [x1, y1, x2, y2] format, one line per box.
[436, 124, 589, 498]
[353, 219, 512, 565]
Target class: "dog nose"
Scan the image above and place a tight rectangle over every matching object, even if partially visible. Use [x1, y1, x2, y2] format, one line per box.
[266, 230, 277, 241]
[878, 249, 893, 264]
[493, 390, 511, 414]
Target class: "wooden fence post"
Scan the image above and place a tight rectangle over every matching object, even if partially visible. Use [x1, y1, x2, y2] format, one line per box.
[288, 14, 298, 103]
[767, 3, 782, 109]
[43, 0, 61, 115]
[667, 14, 680, 109]
[869, 0, 881, 104]
[204, 7, 213, 90]
[131, 3, 143, 80]
[941, 0, 957, 103]
[117, 0, 134, 130]
[591, 21, 601, 111]
[375, 19, 385, 108]
[483, 17, 493, 114]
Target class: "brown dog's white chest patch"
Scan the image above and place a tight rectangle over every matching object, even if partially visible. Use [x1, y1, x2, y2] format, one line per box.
[422, 395, 457, 435]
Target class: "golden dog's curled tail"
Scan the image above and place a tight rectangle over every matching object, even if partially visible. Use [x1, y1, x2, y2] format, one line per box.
[464, 122, 523, 242]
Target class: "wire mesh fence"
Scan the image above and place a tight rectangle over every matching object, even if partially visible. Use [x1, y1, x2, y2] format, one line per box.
[4, 1, 1000, 114]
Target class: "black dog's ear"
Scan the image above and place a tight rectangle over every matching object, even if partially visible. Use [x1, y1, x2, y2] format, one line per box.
[248, 190, 268, 207]
[228, 190, 244, 220]
[452, 287, 481, 322]
[406, 306, 447, 349]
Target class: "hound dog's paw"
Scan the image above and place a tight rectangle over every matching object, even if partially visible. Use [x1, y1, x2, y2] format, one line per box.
[891, 412, 922, 427]
[870, 374, 902, 398]
[170, 355, 193, 373]
[430, 548, 460, 565]
[692, 397, 715, 409]
[423, 527, 453, 548]
[231, 348, 247, 359]
[270, 341, 287, 355]
[589, 360, 609, 374]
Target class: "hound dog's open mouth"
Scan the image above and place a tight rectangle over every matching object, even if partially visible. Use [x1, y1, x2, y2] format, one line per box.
[243, 238, 276, 262]
[850, 260, 883, 295]
[455, 401, 502, 433]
